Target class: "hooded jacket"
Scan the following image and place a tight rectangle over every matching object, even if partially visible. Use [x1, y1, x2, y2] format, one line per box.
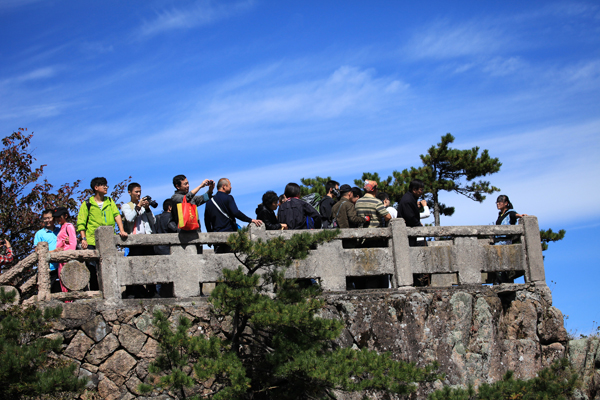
[255, 203, 282, 230]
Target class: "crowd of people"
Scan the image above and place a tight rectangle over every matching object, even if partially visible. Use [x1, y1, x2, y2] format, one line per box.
[3, 175, 527, 297]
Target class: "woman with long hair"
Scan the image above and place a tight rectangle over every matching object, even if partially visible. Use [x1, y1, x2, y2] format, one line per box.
[495, 195, 527, 239]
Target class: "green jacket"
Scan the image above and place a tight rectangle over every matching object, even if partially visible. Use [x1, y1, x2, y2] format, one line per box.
[76, 197, 120, 246]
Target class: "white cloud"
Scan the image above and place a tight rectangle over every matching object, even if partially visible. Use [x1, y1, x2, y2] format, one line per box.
[482, 57, 525, 76]
[0, 67, 59, 86]
[200, 65, 408, 127]
[0, 0, 43, 10]
[404, 20, 507, 60]
[17, 67, 57, 82]
[443, 120, 600, 228]
[126, 64, 408, 154]
[136, 0, 254, 38]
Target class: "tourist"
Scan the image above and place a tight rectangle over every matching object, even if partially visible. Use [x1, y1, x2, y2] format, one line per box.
[278, 183, 322, 230]
[256, 191, 288, 230]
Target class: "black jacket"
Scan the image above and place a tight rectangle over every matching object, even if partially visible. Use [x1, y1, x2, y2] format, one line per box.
[255, 204, 282, 230]
[398, 192, 421, 227]
[205, 191, 252, 232]
[319, 196, 336, 228]
[154, 211, 177, 255]
[277, 198, 322, 230]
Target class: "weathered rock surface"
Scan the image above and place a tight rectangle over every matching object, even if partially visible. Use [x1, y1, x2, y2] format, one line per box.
[569, 338, 600, 400]
[97, 376, 121, 400]
[99, 350, 137, 386]
[82, 314, 108, 342]
[86, 333, 120, 365]
[63, 331, 94, 361]
[323, 283, 568, 396]
[138, 337, 159, 359]
[119, 324, 148, 355]
[46, 283, 577, 399]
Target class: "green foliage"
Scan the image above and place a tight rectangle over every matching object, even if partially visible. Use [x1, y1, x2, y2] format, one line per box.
[142, 229, 438, 399]
[395, 133, 502, 226]
[302, 134, 501, 226]
[428, 358, 578, 400]
[353, 171, 402, 201]
[0, 287, 87, 400]
[0, 128, 131, 266]
[299, 176, 334, 197]
[540, 228, 566, 252]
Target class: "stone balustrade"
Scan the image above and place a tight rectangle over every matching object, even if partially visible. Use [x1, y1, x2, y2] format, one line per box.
[89, 215, 545, 304]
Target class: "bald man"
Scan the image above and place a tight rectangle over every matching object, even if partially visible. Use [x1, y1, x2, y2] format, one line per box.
[204, 178, 262, 252]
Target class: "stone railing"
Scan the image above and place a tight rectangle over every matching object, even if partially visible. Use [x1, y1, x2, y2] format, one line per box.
[0, 242, 101, 303]
[88, 215, 545, 304]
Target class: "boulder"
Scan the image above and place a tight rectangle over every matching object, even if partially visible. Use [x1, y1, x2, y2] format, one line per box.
[64, 331, 94, 361]
[86, 333, 120, 365]
[99, 350, 137, 387]
[82, 314, 108, 342]
[119, 324, 148, 355]
[138, 337, 160, 359]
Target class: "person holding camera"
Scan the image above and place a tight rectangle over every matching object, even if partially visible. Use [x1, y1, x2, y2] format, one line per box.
[121, 182, 157, 298]
[121, 182, 156, 253]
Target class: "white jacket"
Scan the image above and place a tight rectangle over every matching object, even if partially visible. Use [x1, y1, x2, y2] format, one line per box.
[121, 202, 156, 234]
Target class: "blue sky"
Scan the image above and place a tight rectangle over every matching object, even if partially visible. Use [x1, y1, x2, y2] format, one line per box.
[2, 1, 599, 333]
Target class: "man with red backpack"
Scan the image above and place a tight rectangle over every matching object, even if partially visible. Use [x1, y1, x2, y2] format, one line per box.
[170, 174, 215, 231]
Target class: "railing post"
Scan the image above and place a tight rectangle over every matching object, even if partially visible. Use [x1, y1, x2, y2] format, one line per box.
[36, 241, 51, 301]
[95, 226, 122, 304]
[390, 219, 413, 287]
[248, 223, 267, 241]
[454, 236, 482, 284]
[522, 216, 545, 283]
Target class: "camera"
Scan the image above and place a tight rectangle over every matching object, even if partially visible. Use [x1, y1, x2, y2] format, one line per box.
[143, 196, 158, 208]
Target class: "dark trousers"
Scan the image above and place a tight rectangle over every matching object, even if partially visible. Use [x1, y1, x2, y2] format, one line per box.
[50, 269, 61, 293]
[86, 245, 100, 291]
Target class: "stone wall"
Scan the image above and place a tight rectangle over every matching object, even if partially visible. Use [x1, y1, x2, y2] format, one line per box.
[45, 282, 568, 399]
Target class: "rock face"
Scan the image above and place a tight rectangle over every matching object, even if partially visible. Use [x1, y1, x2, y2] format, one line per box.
[568, 338, 600, 399]
[324, 283, 567, 395]
[46, 283, 570, 399]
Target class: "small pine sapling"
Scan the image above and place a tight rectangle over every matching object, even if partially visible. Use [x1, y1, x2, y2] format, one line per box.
[0, 287, 87, 400]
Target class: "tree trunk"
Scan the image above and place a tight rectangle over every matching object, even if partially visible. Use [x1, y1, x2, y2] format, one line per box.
[433, 190, 441, 226]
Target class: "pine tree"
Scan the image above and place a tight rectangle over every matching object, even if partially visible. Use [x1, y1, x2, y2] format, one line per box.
[299, 176, 335, 197]
[428, 358, 578, 400]
[393, 133, 502, 226]
[540, 228, 566, 252]
[140, 229, 439, 399]
[0, 288, 87, 399]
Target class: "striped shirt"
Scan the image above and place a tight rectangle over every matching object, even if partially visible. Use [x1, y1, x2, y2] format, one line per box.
[355, 194, 389, 228]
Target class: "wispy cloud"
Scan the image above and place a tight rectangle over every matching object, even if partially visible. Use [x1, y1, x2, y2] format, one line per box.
[0, 0, 43, 11]
[15, 66, 58, 82]
[124, 64, 408, 154]
[446, 119, 600, 226]
[136, 0, 254, 38]
[0, 66, 59, 87]
[404, 19, 508, 60]
[200, 65, 407, 127]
